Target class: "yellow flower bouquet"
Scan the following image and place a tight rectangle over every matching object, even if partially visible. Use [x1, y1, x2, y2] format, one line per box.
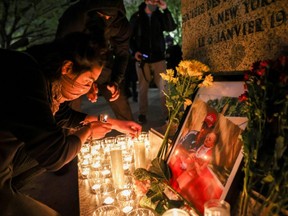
[133, 59, 213, 215]
[158, 60, 213, 159]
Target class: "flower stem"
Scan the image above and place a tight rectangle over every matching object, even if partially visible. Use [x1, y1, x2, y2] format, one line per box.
[157, 103, 183, 159]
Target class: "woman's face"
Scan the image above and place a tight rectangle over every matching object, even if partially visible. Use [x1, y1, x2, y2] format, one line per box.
[60, 63, 103, 101]
[203, 132, 217, 148]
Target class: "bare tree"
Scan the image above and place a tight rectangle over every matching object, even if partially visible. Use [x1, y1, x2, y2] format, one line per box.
[0, 0, 73, 50]
[0, 0, 181, 50]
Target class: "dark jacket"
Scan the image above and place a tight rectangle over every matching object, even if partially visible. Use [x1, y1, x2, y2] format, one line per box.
[0, 48, 86, 188]
[166, 44, 182, 70]
[129, 2, 177, 63]
[56, 0, 131, 85]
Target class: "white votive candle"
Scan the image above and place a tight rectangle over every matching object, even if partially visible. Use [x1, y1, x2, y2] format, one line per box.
[79, 166, 90, 179]
[162, 208, 190, 216]
[101, 168, 111, 177]
[116, 189, 136, 214]
[134, 140, 146, 169]
[92, 159, 102, 168]
[204, 199, 230, 216]
[100, 183, 116, 205]
[110, 145, 125, 189]
[103, 196, 115, 205]
[91, 183, 101, 192]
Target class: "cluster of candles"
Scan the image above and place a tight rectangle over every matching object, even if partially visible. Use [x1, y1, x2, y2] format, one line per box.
[78, 132, 154, 215]
[78, 132, 230, 216]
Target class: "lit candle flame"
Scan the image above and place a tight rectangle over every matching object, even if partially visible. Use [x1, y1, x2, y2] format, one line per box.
[103, 196, 114, 204]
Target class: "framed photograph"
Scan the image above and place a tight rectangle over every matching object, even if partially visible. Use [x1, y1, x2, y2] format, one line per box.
[167, 76, 248, 215]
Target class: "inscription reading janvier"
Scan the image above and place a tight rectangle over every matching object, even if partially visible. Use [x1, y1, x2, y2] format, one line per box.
[183, 0, 287, 48]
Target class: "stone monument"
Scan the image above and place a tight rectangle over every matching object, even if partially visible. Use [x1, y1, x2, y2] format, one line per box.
[181, 0, 288, 72]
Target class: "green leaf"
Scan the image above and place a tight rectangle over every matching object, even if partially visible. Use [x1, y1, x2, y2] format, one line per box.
[148, 158, 172, 181]
[146, 188, 164, 203]
[167, 199, 185, 209]
[262, 174, 274, 183]
[133, 168, 153, 181]
[155, 201, 167, 214]
[139, 195, 158, 209]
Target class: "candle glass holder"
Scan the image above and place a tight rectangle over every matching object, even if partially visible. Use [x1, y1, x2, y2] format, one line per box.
[127, 207, 157, 216]
[99, 162, 111, 178]
[123, 175, 134, 189]
[90, 139, 103, 156]
[93, 204, 120, 216]
[122, 148, 133, 163]
[162, 208, 190, 216]
[103, 136, 115, 151]
[91, 157, 102, 171]
[99, 183, 116, 205]
[141, 131, 152, 162]
[79, 152, 92, 166]
[204, 199, 230, 216]
[133, 138, 146, 169]
[123, 160, 134, 175]
[116, 189, 137, 214]
[88, 171, 104, 194]
[116, 134, 128, 147]
[126, 135, 134, 150]
[79, 167, 90, 179]
[110, 143, 125, 189]
[80, 141, 91, 155]
[78, 162, 91, 179]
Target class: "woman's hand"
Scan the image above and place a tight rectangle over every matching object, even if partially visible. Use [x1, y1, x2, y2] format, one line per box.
[90, 121, 112, 139]
[86, 83, 99, 103]
[106, 82, 120, 102]
[109, 118, 142, 138]
[134, 51, 143, 62]
[157, 0, 167, 10]
[84, 116, 142, 138]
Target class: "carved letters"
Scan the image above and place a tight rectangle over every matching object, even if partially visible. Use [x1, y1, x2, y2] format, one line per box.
[182, 0, 287, 71]
[183, 0, 286, 48]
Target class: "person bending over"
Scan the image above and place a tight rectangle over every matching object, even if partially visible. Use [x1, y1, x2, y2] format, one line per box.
[0, 32, 141, 216]
[56, 0, 134, 121]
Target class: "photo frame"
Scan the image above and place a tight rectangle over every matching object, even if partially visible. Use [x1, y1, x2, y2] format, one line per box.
[167, 74, 248, 215]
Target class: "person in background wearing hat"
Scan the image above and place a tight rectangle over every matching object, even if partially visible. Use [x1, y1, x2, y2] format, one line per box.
[179, 112, 218, 152]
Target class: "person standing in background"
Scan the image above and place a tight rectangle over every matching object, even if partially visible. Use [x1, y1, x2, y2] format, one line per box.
[129, 0, 177, 124]
[56, 0, 134, 120]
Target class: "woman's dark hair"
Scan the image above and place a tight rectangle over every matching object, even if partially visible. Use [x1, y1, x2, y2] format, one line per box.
[26, 32, 107, 81]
